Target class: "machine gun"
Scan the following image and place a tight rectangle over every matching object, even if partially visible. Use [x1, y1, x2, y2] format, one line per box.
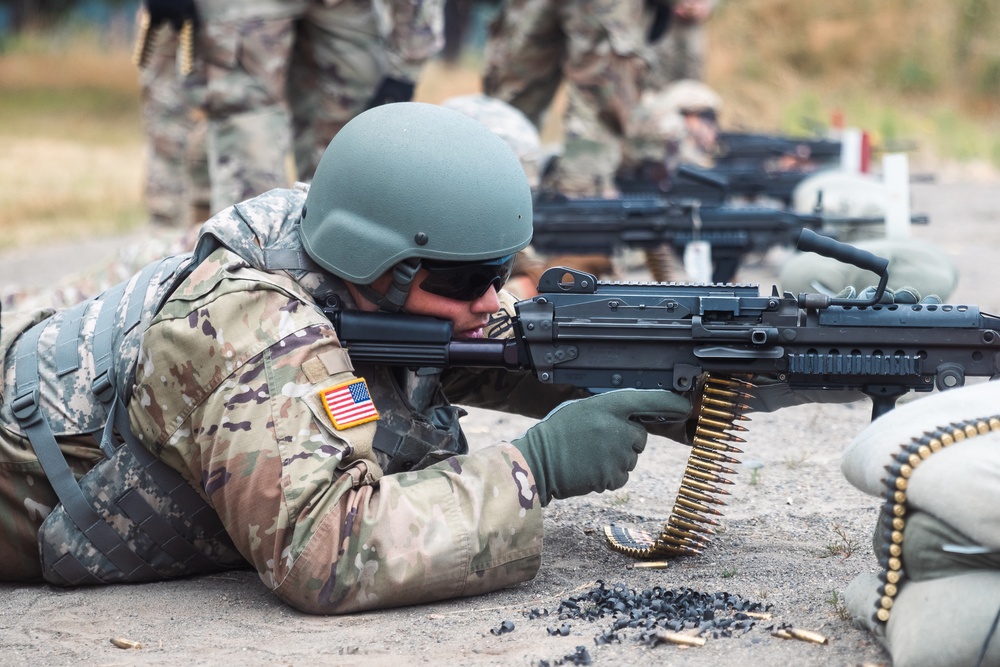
[531, 192, 824, 283]
[326, 229, 1000, 559]
[714, 131, 842, 168]
[327, 230, 999, 554]
[328, 228, 1000, 421]
[617, 162, 828, 206]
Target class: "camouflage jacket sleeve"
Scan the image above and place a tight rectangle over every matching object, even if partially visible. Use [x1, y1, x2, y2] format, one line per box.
[370, 0, 445, 80]
[129, 251, 542, 613]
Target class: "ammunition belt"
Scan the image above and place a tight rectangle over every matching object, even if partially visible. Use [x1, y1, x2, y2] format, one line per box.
[605, 374, 750, 558]
[873, 415, 1000, 625]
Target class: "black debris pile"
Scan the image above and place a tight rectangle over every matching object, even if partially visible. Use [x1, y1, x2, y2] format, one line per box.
[490, 620, 516, 635]
[528, 581, 771, 646]
[538, 646, 592, 666]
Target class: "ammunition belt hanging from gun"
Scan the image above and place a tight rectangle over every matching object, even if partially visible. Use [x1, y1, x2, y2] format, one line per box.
[604, 373, 752, 558]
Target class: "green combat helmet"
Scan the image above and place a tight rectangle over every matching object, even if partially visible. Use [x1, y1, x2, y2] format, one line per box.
[300, 102, 533, 311]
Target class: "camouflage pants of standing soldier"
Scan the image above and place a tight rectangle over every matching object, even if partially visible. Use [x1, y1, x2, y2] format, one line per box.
[483, 0, 649, 197]
[192, 0, 406, 213]
[642, 15, 708, 90]
[139, 21, 211, 228]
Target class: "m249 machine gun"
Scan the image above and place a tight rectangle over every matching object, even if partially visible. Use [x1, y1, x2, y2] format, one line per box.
[531, 192, 825, 283]
[326, 230, 1000, 559]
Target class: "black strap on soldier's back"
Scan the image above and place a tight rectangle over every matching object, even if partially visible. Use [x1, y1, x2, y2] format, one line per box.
[10, 255, 227, 584]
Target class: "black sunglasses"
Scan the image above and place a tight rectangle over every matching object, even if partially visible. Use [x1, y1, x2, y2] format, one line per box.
[418, 254, 516, 301]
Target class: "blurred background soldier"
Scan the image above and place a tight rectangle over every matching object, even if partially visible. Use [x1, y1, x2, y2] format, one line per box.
[482, 0, 650, 198]
[643, 0, 716, 90]
[619, 77, 722, 188]
[134, 3, 211, 230]
[185, 0, 445, 214]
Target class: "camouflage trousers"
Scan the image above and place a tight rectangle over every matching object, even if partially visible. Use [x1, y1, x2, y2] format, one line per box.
[139, 22, 211, 228]
[192, 0, 392, 214]
[483, 0, 650, 197]
[0, 309, 103, 581]
[643, 17, 709, 90]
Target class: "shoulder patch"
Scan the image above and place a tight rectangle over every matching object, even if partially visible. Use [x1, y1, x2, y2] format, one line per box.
[320, 378, 380, 430]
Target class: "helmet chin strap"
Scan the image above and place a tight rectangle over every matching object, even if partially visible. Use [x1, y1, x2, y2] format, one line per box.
[353, 258, 421, 313]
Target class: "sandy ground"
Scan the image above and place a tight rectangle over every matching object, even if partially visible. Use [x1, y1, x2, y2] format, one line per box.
[1, 179, 999, 666]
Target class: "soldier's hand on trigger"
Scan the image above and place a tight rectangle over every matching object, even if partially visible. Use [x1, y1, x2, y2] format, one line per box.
[144, 0, 197, 31]
[512, 389, 692, 506]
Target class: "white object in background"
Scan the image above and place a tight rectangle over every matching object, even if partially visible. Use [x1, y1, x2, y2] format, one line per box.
[683, 240, 713, 283]
[839, 128, 864, 174]
[882, 153, 911, 239]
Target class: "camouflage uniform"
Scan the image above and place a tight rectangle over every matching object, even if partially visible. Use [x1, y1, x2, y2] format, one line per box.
[483, 0, 650, 197]
[139, 19, 211, 228]
[192, 0, 444, 213]
[620, 78, 721, 178]
[642, 0, 715, 91]
[0, 187, 586, 612]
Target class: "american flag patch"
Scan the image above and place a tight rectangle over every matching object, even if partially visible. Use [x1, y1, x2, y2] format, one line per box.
[319, 378, 380, 430]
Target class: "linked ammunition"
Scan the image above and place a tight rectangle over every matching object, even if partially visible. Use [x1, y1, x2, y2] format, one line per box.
[674, 496, 724, 516]
[178, 19, 195, 76]
[131, 10, 154, 69]
[681, 478, 732, 495]
[677, 486, 727, 505]
[668, 515, 715, 535]
[690, 448, 741, 464]
[693, 433, 745, 450]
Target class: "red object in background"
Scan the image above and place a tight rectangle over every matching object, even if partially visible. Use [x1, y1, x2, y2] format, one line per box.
[860, 131, 872, 173]
[831, 109, 844, 130]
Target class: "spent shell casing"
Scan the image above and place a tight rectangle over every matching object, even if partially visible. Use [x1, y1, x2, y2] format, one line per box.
[744, 611, 773, 620]
[654, 631, 706, 647]
[626, 560, 670, 570]
[786, 628, 829, 645]
[111, 637, 143, 649]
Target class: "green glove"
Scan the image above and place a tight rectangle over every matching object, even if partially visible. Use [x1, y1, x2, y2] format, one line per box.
[836, 285, 942, 304]
[512, 389, 692, 507]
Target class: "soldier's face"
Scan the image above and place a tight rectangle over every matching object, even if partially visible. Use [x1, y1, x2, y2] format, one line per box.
[402, 270, 502, 339]
[349, 269, 502, 340]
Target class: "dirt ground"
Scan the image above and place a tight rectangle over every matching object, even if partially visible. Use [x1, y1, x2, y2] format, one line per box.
[1, 177, 998, 667]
